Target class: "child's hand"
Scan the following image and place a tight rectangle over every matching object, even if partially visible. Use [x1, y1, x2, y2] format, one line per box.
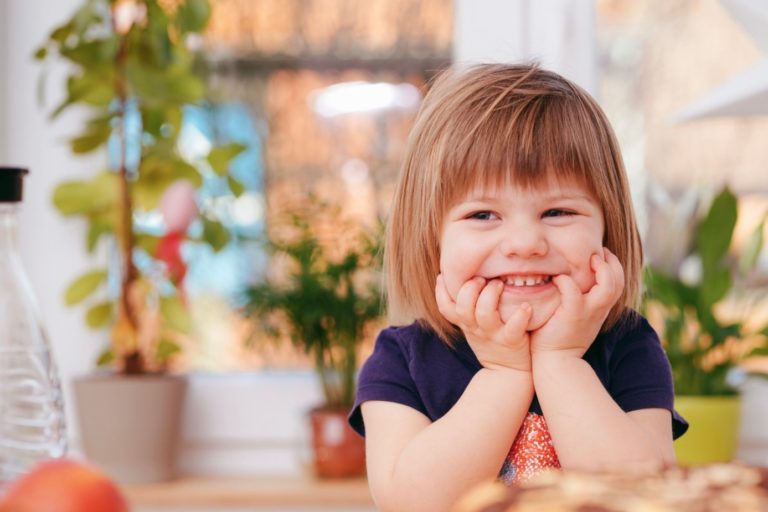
[436, 274, 533, 372]
[530, 248, 624, 359]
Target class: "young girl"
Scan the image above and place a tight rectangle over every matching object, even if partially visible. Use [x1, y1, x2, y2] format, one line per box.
[348, 64, 688, 512]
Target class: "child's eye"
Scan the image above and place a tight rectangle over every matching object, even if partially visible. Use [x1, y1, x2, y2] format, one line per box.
[468, 211, 497, 221]
[543, 209, 575, 218]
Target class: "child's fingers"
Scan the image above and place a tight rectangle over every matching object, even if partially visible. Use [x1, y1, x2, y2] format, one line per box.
[552, 273, 582, 310]
[475, 279, 504, 330]
[435, 274, 461, 325]
[502, 302, 532, 339]
[453, 276, 485, 327]
[587, 249, 624, 310]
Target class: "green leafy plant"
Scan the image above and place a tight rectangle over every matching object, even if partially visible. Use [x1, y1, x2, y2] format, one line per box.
[244, 204, 383, 410]
[35, 0, 246, 374]
[643, 186, 768, 395]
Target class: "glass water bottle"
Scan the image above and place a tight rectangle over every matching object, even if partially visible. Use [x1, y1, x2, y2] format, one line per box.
[0, 167, 66, 486]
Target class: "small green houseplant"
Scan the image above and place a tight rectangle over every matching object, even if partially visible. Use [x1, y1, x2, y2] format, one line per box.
[244, 202, 383, 477]
[35, 0, 245, 375]
[643, 186, 767, 395]
[643, 186, 767, 465]
[245, 204, 383, 409]
[34, 0, 246, 483]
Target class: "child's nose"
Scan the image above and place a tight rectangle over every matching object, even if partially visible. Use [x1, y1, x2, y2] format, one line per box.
[497, 225, 548, 258]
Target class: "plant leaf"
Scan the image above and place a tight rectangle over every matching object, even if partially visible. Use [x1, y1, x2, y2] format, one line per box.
[644, 268, 693, 307]
[746, 347, 768, 357]
[155, 338, 181, 362]
[49, 22, 74, 44]
[160, 296, 192, 333]
[177, 0, 211, 33]
[65, 270, 108, 306]
[133, 156, 201, 210]
[52, 181, 94, 215]
[228, 175, 245, 197]
[697, 187, 737, 274]
[136, 233, 162, 255]
[53, 172, 118, 215]
[699, 267, 731, 308]
[96, 348, 115, 367]
[739, 217, 765, 275]
[86, 301, 113, 328]
[202, 217, 229, 252]
[34, 46, 47, 60]
[207, 143, 247, 176]
[71, 131, 110, 154]
[86, 219, 113, 253]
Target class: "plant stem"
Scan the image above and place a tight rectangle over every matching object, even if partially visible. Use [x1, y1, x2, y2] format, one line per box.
[114, 21, 142, 375]
[316, 348, 334, 408]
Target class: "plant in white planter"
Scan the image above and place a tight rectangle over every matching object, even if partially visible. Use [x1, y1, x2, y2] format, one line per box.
[643, 186, 768, 466]
[35, 0, 245, 483]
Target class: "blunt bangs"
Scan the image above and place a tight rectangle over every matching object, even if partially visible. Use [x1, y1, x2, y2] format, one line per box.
[435, 81, 607, 218]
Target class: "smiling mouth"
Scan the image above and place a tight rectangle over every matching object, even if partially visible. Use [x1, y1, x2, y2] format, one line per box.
[500, 275, 553, 287]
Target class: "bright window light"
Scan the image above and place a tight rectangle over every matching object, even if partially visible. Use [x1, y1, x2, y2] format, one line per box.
[311, 81, 422, 118]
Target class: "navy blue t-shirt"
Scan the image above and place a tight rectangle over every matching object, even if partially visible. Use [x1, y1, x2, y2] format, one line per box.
[350, 310, 688, 440]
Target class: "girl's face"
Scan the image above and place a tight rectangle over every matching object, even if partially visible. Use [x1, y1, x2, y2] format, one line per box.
[439, 177, 605, 331]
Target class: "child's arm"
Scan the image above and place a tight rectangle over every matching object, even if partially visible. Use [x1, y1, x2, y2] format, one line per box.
[363, 369, 533, 512]
[533, 354, 675, 470]
[531, 249, 675, 471]
[361, 276, 533, 512]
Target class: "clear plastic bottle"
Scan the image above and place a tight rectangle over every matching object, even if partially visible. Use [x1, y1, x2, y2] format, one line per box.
[0, 167, 66, 486]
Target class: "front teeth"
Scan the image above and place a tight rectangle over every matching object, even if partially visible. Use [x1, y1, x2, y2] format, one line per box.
[505, 275, 551, 287]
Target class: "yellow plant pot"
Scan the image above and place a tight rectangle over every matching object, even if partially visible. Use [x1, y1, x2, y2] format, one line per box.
[674, 395, 740, 466]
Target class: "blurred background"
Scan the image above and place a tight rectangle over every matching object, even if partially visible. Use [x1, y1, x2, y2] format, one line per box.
[1, 0, 767, 508]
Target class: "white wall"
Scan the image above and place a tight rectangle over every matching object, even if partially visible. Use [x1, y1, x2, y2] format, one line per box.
[2, 0, 107, 452]
[454, 0, 597, 95]
[0, 0, 8, 161]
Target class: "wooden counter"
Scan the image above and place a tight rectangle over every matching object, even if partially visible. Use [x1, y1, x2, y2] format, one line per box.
[123, 475, 374, 509]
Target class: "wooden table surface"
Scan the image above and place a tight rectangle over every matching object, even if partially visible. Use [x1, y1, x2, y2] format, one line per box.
[123, 475, 374, 509]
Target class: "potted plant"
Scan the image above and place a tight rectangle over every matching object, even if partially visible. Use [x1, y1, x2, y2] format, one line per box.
[244, 201, 383, 478]
[35, 0, 245, 483]
[643, 186, 768, 466]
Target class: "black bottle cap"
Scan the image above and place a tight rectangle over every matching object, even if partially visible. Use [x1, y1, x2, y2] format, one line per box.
[0, 167, 29, 202]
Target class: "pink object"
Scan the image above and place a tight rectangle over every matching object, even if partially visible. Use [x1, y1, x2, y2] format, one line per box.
[158, 180, 198, 233]
[156, 232, 186, 287]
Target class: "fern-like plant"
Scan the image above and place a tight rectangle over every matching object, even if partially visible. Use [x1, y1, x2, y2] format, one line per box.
[245, 204, 383, 410]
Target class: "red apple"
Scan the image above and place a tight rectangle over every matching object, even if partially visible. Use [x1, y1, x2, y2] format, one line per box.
[0, 459, 129, 512]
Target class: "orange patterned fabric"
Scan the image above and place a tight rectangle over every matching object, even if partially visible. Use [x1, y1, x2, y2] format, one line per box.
[498, 412, 561, 485]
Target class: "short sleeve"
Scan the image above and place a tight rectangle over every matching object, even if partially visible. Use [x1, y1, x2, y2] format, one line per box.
[348, 327, 428, 437]
[609, 316, 689, 439]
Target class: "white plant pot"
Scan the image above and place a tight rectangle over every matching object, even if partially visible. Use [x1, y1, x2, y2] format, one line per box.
[737, 376, 768, 467]
[73, 373, 187, 484]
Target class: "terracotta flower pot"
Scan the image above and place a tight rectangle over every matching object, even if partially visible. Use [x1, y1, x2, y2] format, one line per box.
[309, 407, 365, 478]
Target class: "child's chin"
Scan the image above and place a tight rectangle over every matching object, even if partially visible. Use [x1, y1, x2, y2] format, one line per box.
[499, 300, 558, 331]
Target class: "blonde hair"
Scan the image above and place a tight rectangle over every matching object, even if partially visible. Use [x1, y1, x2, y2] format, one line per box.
[385, 63, 643, 342]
